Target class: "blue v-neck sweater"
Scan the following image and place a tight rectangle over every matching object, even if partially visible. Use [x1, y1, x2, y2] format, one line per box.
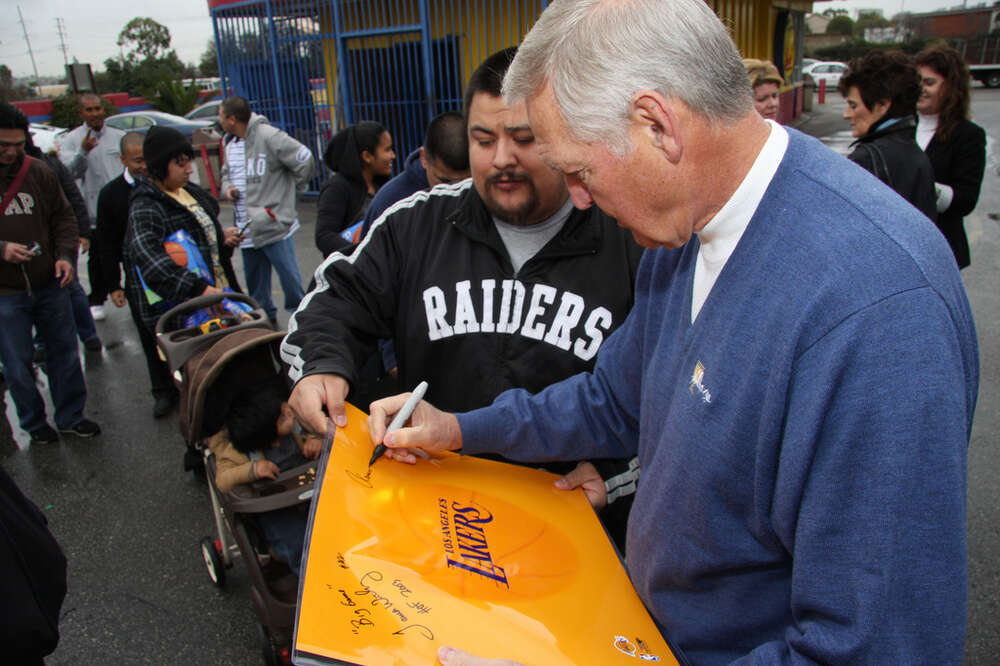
[460, 128, 977, 665]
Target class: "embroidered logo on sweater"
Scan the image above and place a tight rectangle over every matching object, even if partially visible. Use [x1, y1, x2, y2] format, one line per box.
[689, 360, 713, 404]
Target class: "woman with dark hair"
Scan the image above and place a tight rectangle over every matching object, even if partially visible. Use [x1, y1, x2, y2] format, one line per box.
[124, 126, 242, 458]
[315, 121, 395, 257]
[915, 44, 986, 269]
[838, 49, 937, 222]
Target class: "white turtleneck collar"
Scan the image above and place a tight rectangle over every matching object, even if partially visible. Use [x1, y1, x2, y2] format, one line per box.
[691, 120, 789, 323]
[917, 113, 938, 151]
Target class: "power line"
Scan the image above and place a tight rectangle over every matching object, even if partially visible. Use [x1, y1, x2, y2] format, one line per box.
[56, 17, 69, 66]
[16, 5, 42, 94]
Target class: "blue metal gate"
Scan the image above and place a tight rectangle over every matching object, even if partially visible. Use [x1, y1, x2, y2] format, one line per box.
[211, 0, 549, 194]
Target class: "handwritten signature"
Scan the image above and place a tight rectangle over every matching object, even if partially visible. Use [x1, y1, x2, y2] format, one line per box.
[345, 468, 373, 488]
[350, 570, 435, 639]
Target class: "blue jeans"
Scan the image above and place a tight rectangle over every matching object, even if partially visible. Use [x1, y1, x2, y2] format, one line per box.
[34, 263, 98, 348]
[0, 283, 87, 432]
[259, 506, 308, 576]
[69, 272, 99, 343]
[241, 236, 305, 320]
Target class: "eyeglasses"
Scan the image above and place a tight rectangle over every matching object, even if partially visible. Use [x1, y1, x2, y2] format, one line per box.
[0, 140, 26, 150]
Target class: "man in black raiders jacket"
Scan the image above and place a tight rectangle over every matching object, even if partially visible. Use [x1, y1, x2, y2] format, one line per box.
[282, 48, 644, 547]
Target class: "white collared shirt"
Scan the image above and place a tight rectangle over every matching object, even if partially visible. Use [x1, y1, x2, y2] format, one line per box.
[691, 120, 789, 323]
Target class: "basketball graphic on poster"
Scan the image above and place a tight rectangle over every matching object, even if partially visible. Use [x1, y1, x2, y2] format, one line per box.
[294, 402, 679, 666]
[164, 241, 189, 267]
[361, 482, 580, 602]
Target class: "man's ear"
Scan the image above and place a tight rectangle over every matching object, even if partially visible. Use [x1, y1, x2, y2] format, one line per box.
[419, 146, 428, 170]
[631, 91, 682, 163]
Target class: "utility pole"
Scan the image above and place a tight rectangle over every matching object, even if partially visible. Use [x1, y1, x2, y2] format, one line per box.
[16, 6, 42, 96]
[56, 17, 69, 66]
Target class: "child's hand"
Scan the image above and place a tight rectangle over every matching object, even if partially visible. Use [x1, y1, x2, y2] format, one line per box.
[301, 435, 323, 460]
[254, 459, 280, 481]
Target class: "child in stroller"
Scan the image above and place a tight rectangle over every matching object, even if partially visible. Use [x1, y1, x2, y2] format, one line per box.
[154, 293, 320, 663]
[208, 376, 322, 576]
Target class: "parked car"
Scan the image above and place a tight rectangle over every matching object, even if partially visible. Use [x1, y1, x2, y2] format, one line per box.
[802, 61, 848, 88]
[184, 100, 222, 121]
[28, 123, 66, 154]
[104, 111, 213, 139]
[802, 57, 820, 69]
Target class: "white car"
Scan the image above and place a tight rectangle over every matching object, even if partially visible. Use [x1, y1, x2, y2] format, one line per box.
[803, 61, 848, 88]
[28, 123, 66, 154]
[185, 100, 222, 121]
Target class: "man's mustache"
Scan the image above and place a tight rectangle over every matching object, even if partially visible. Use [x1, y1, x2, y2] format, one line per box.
[486, 170, 530, 186]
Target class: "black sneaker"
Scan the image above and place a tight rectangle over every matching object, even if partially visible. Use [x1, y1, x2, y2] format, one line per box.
[59, 419, 101, 438]
[29, 424, 59, 444]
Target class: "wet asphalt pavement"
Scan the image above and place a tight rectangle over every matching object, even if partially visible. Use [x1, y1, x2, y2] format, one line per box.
[3, 87, 1000, 665]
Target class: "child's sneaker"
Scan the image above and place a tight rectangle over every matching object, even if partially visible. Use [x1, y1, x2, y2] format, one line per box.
[59, 419, 101, 438]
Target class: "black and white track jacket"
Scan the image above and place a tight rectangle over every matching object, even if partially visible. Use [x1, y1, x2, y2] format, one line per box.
[282, 179, 644, 487]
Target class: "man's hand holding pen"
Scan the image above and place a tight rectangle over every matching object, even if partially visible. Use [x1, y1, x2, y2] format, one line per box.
[366, 392, 462, 464]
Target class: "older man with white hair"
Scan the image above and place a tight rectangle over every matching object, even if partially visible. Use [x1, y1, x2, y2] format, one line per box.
[368, 0, 978, 664]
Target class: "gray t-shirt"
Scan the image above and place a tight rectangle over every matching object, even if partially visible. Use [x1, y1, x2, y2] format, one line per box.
[493, 198, 574, 274]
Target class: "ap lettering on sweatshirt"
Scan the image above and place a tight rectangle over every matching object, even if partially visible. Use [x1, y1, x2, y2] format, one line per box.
[3, 192, 35, 216]
[422, 279, 613, 361]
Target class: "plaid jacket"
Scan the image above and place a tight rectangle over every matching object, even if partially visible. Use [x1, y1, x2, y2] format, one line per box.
[123, 178, 241, 331]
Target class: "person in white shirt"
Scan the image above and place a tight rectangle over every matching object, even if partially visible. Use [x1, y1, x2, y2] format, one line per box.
[58, 94, 125, 320]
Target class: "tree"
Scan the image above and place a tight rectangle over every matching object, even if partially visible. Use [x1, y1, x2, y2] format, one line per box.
[0, 65, 14, 102]
[0, 65, 37, 102]
[149, 79, 202, 115]
[814, 36, 935, 64]
[98, 18, 187, 96]
[827, 15, 856, 36]
[199, 39, 219, 77]
[855, 14, 890, 38]
[117, 18, 172, 63]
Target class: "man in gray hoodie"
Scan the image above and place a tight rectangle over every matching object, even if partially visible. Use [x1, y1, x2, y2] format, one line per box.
[219, 96, 315, 326]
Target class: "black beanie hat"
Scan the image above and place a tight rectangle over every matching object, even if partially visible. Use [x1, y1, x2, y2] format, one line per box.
[144, 126, 193, 181]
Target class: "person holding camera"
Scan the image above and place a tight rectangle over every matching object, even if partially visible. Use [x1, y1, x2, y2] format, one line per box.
[0, 102, 101, 444]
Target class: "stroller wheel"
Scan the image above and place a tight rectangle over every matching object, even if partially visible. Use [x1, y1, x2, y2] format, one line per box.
[200, 536, 226, 587]
[257, 622, 290, 666]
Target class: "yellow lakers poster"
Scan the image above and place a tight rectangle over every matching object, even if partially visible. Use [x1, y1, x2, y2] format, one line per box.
[294, 403, 677, 665]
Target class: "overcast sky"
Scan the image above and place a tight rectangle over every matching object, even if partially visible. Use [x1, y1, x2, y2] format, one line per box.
[2, 0, 215, 79]
[0, 0, 972, 80]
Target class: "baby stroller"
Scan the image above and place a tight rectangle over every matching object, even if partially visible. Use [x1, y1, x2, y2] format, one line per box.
[155, 293, 316, 666]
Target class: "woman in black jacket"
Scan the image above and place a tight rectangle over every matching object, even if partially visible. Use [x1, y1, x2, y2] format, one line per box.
[315, 121, 395, 257]
[124, 127, 242, 427]
[915, 45, 987, 269]
[839, 50, 938, 223]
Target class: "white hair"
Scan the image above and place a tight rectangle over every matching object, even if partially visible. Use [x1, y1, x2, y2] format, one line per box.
[503, 0, 753, 156]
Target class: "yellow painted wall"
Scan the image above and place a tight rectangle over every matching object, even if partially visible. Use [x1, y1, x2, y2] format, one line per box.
[709, 0, 776, 61]
[314, 0, 805, 125]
